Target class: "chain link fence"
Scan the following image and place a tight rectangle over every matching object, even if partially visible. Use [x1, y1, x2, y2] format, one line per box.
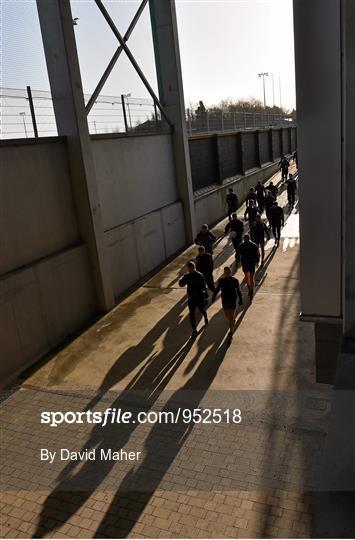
[0, 87, 163, 139]
[186, 109, 295, 135]
[0, 87, 295, 140]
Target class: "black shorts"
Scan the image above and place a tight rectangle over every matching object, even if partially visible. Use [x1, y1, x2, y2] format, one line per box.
[242, 263, 256, 273]
[222, 300, 237, 311]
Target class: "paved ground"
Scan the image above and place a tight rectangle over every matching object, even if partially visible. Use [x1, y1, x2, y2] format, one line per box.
[0, 167, 332, 539]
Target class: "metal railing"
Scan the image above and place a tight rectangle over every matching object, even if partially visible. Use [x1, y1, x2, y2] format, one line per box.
[186, 109, 295, 136]
[0, 86, 295, 141]
[0, 87, 164, 140]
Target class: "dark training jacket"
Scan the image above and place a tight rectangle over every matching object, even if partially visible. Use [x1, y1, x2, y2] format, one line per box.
[225, 219, 244, 237]
[269, 205, 285, 226]
[179, 271, 207, 300]
[226, 192, 238, 210]
[196, 253, 214, 275]
[238, 241, 260, 265]
[251, 221, 269, 244]
[214, 276, 242, 305]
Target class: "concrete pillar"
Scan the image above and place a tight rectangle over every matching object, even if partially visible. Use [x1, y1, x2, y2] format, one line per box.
[256, 131, 262, 168]
[214, 135, 223, 184]
[342, 0, 355, 342]
[36, 0, 114, 311]
[239, 133, 245, 175]
[149, 0, 197, 242]
[269, 129, 274, 162]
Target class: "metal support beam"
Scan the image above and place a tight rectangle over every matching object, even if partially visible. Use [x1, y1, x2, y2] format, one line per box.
[94, 0, 172, 128]
[149, 0, 196, 242]
[36, 0, 114, 312]
[85, 0, 148, 114]
[26, 86, 38, 138]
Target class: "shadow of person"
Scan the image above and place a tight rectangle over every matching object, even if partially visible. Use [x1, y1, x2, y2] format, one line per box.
[32, 296, 199, 539]
[92, 313, 230, 538]
[81, 295, 189, 410]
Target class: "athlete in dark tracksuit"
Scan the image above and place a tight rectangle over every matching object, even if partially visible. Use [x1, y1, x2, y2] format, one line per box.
[196, 246, 215, 293]
[238, 234, 260, 301]
[264, 191, 276, 225]
[195, 225, 216, 255]
[212, 266, 243, 340]
[251, 215, 270, 265]
[244, 200, 260, 229]
[269, 202, 285, 245]
[286, 175, 297, 208]
[268, 182, 279, 199]
[226, 189, 239, 221]
[255, 181, 266, 212]
[179, 262, 208, 337]
[224, 213, 244, 260]
[279, 156, 289, 182]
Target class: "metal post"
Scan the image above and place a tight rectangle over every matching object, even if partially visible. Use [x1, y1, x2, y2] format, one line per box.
[233, 111, 236, 131]
[207, 110, 209, 133]
[127, 99, 132, 129]
[121, 94, 129, 132]
[154, 101, 159, 131]
[221, 109, 224, 132]
[244, 112, 247, 130]
[187, 108, 192, 136]
[26, 86, 38, 138]
[19, 112, 28, 138]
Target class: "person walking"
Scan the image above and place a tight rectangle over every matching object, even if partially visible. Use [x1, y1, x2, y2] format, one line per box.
[264, 189, 276, 226]
[244, 200, 260, 230]
[269, 201, 285, 246]
[279, 155, 290, 182]
[286, 173, 297, 209]
[212, 266, 243, 341]
[194, 224, 216, 255]
[238, 233, 260, 302]
[268, 181, 279, 199]
[226, 188, 239, 221]
[224, 212, 244, 260]
[195, 246, 215, 293]
[255, 181, 266, 212]
[250, 214, 270, 266]
[293, 149, 298, 169]
[246, 187, 258, 205]
[179, 261, 208, 338]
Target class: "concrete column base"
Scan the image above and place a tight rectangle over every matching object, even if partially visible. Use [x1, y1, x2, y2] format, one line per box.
[314, 321, 343, 384]
[313, 346, 355, 537]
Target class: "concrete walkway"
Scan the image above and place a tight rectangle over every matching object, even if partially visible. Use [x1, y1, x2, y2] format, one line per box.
[0, 167, 332, 539]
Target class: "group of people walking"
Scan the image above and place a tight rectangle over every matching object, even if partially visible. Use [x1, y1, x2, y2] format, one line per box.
[179, 157, 297, 341]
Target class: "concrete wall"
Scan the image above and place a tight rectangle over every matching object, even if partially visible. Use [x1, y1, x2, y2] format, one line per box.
[0, 243, 96, 383]
[91, 133, 178, 231]
[91, 133, 186, 298]
[1, 139, 79, 276]
[189, 127, 296, 192]
[0, 133, 186, 384]
[105, 201, 185, 298]
[190, 127, 296, 227]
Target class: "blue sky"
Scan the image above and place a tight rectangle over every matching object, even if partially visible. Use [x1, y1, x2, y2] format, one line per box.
[1, 0, 296, 110]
